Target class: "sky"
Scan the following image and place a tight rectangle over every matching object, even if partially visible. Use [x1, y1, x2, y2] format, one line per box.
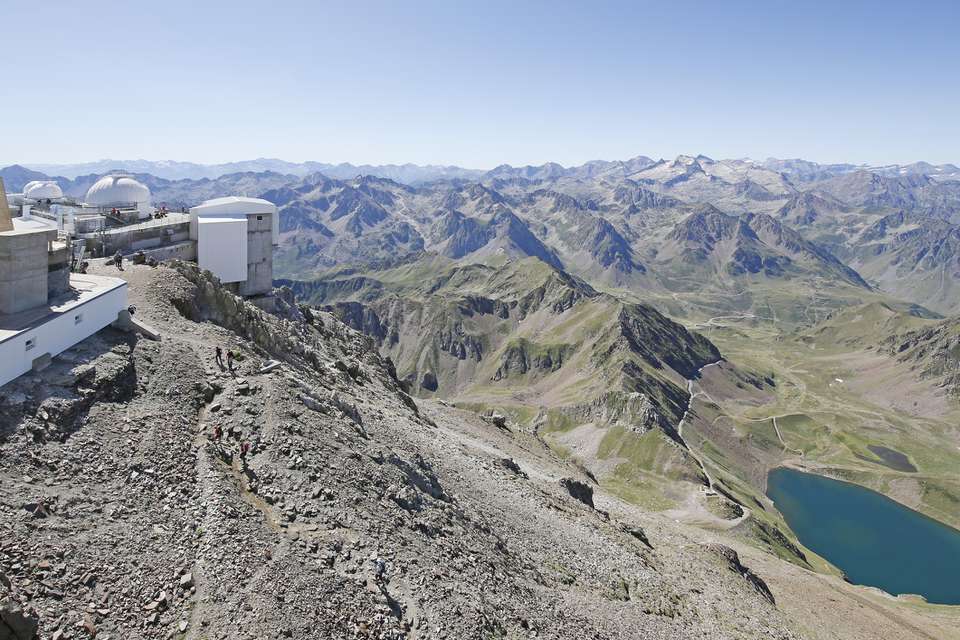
[3, 0, 958, 169]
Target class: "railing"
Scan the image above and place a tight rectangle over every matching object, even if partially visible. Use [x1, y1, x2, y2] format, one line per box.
[109, 212, 190, 233]
[73, 212, 190, 238]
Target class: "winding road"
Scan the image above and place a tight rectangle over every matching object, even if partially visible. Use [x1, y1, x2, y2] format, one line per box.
[676, 359, 724, 489]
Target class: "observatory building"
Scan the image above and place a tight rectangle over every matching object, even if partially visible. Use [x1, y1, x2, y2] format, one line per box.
[189, 196, 278, 298]
[0, 178, 128, 389]
[84, 173, 152, 221]
[23, 180, 64, 202]
[0, 169, 281, 388]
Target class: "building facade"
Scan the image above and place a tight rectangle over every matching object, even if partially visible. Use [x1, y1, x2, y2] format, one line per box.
[189, 197, 277, 298]
[0, 179, 129, 389]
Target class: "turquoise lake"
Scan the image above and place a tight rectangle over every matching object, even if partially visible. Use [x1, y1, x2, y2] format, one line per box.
[766, 467, 960, 605]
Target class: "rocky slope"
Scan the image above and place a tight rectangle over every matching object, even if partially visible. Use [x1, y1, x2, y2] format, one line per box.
[0, 261, 804, 640]
[3, 262, 958, 639]
[886, 315, 960, 398]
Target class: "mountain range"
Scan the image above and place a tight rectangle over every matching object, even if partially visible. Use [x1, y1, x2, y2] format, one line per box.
[6, 151, 960, 638]
[6, 153, 960, 317]
[14, 159, 484, 184]
[12, 155, 960, 185]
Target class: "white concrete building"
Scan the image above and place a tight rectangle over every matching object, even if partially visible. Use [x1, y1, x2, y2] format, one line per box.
[189, 197, 276, 297]
[85, 173, 152, 220]
[0, 179, 129, 389]
[0, 274, 128, 389]
[190, 196, 279, 246]
[197, 216, 248, 283]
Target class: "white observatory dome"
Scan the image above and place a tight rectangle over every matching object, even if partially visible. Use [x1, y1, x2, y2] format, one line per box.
[23, 180, 63, 200]
[85, 173, 151, 208]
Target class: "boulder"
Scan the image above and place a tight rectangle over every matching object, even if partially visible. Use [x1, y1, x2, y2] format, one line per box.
[703, 544, 775, 605]
[0, 600, 39, 640]
[559, 478, 594, 509]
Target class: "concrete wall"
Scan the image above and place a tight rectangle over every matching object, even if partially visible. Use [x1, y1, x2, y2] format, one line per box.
[81, 221, 190, 257]
[237, 212, 273, 297]
[90, 241, 198, 269]
[0, 231, 51, 314]
[198, 217, 248, 283]
[48, 242, 72, 298]
[0, 282, 128, 389]
[48, 266, 71, 298]
[137, 241, 197, 263]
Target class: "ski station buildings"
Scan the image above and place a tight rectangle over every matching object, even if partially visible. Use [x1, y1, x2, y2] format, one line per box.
[0, 174, 278, 388]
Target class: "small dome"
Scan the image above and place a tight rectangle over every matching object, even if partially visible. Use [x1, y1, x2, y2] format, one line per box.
[85, 173, 151, 207]
[24, 180, 63, 200]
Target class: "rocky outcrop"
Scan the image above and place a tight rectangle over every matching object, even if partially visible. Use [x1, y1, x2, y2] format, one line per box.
[437, 323, 484, 361]
[743, 213, 869, 288]
[516, 270, 597, 318]
[0, 337, 138, 443]
[615, 304, 720, 380]
[703, 544, 776, 605]
[492, 339, 572, 380]
[559, 478, 595, 509]
[886, 317, 960, 396]
[324, 301, 388, 342]
[553, 391, 668, 435]
[0, 600, 39, 640]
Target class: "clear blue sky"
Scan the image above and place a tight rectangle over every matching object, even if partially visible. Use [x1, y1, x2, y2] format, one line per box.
[3, 0, 958, 168]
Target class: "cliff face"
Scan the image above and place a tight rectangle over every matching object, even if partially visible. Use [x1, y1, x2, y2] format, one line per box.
[0, 262, 804, 640]
[887, 316, 960, 397]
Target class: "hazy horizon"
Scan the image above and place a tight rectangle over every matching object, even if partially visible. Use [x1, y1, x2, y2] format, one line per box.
[11, 152, 960, 174]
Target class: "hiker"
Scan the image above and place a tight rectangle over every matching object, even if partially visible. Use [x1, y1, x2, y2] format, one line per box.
[113, 251, 124, 271]
[240, 441, 250, 459]
[215, 346, 224, 369]
[226, 350, 235, 373]
[212, 424, 222, 441]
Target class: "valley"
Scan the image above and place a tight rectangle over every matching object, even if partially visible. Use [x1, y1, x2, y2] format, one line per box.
[260, 154, 960, 608]
[5, 153, 960, 638]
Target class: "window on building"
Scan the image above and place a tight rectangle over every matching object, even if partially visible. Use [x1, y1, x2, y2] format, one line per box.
[25, 338, 36, 351]
[75, 313, 84, 324]
[257, 215, 263, 221]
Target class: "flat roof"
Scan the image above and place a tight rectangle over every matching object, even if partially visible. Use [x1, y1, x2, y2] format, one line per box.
[0, 274, 127, 344]
[0, 216, 58, 237]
